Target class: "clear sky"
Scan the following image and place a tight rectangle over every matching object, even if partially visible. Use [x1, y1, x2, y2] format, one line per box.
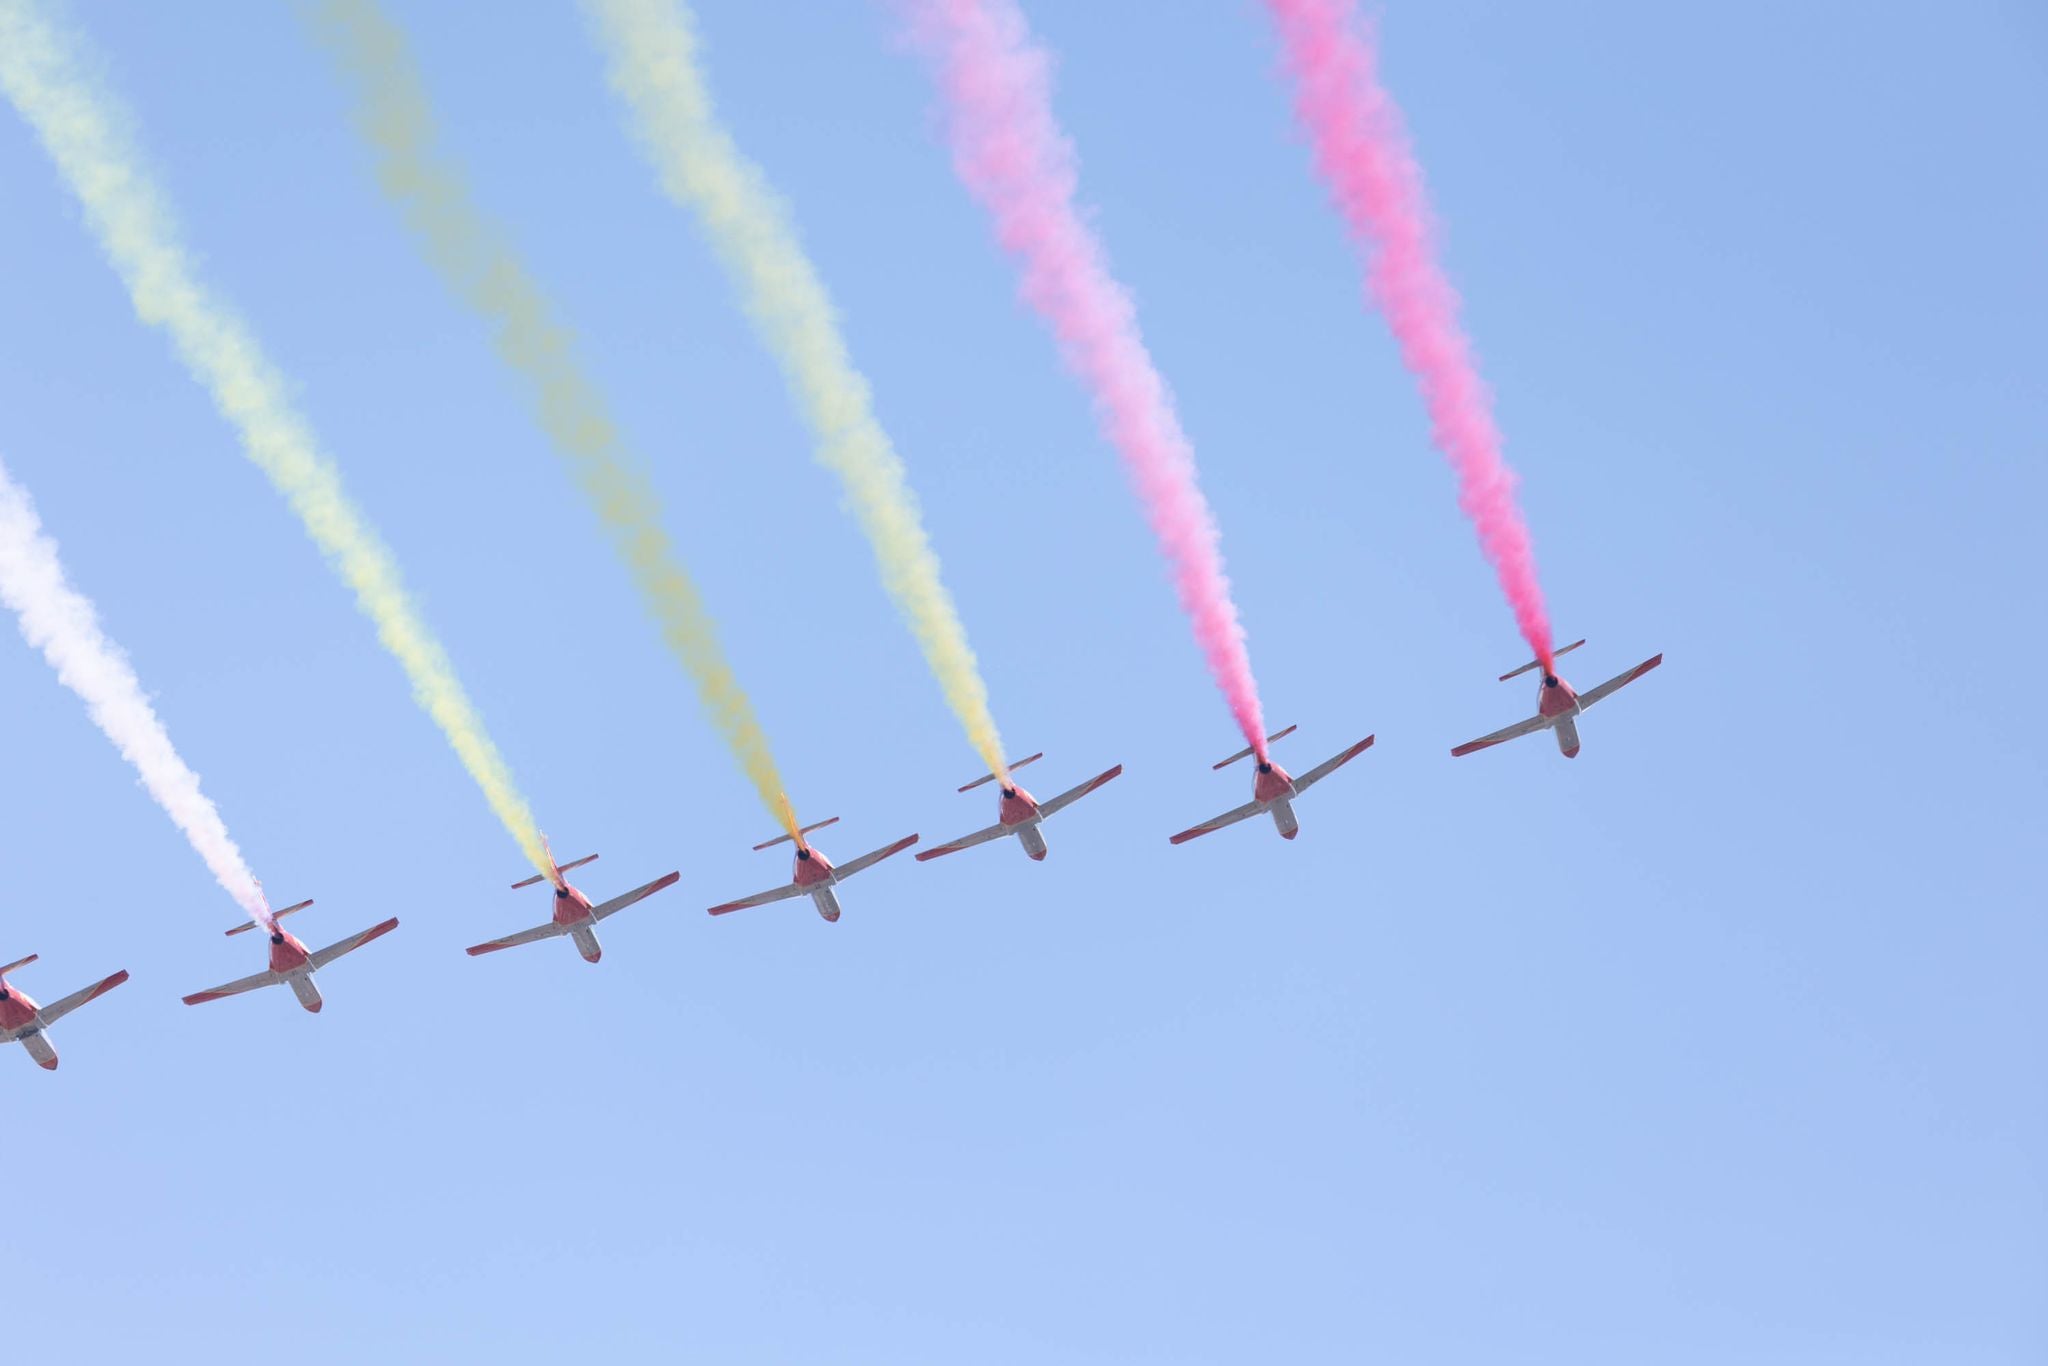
[0, 3, 2040, 1361]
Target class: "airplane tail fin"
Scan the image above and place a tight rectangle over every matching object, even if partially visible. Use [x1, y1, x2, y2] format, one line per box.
[753, 817, 840, 852]
[0, 953, 37, 978]
[1213, 725, 1297, 770]
[226, 899, 312, 936]
[1499, 638, 1585, 682]
[958, 753, 1044, 793]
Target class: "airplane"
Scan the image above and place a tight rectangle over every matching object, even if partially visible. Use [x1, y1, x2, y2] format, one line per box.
[708, 817, 918, 923]
[1450, 639, 1664, 759]
[467, 843, 681, 964]
[182, 900, 399, 1013]
[1169, 726, 1376, 845]
[0, 955, 128, 1071]
[915, 752, 1123, 864]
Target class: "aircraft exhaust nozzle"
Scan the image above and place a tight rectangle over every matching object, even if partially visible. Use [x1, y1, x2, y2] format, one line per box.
[1499, 638, 1585, 682]
[753, 817, 840, 852]
[1213, 725, 1297, 771]
[958, 752, 1044, 793]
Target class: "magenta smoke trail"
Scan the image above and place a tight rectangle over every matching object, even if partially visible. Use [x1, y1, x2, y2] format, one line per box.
[908, 0, 1270, 757]
[1265, 0, 1556, 670]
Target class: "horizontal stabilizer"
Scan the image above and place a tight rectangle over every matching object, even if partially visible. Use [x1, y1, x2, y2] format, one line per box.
[753, 816, 840, 852]
[511, 853, 598, 891]
[0, 953, 39, 977]
[958, 752, 1044, 793]
[227, 899, 312, 936]
[1213, 725, 1297, 770]
[1499, 638, 1585, 682]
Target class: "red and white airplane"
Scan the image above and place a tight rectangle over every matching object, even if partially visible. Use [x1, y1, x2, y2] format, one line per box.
[182, 900, 398, 1013]
[708, 817, 918, 922]
[468, 844, 680, 964]
[916, 752, 1123, 864]
[0, 955, 128, 1071]
[1450, 639, 1664, 759]
[1169, 726, 1375, 845]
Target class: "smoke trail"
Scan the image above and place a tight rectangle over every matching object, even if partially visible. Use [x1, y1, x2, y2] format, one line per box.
[0, 456, 272, 924]
[311, 0, 792, 833]
[0, 0, 553, 875]
[580, 0, 1013, 785]
[1263, 0, 1556, 669]
[903, 0, 1272, 758]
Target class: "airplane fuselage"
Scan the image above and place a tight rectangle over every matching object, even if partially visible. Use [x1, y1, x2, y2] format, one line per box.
[1537, 674, 1585, 758]
[265, 929, 326, 1012]
[997, 785, 1051, 861]
[1252, 761, 1302, 840]
[551, 882, 603, 961]
[0, 986, 57, 1068]
[792, 846, 845, 922]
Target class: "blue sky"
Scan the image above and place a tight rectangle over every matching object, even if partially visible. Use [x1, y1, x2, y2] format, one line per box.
[1, 2, 2041, 1361]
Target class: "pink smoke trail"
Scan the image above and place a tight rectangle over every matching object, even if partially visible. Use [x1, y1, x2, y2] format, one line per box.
[1265, 0, 1556, 670]
[906, 0, 1271, 757]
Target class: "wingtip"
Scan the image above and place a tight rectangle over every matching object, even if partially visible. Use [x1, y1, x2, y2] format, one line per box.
[37, 1055, 58, 1071]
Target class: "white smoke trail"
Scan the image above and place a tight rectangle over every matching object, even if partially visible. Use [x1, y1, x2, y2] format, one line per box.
[0, 454, 270, 923]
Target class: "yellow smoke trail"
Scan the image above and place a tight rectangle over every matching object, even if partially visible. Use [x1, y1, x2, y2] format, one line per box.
[582, 0, 1012, 785]
[312, 0, 792, 832]
[0, 0, 552, 875]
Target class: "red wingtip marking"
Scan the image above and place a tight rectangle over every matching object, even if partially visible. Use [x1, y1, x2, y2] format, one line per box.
[1562, 747, 1582, 759]
[181, 992, 220, 1005]
[304, 998, 323, 1014]
[1281, 829, 1299, 840]
[1028, 848, 1048, 862]
[38, 1055, 58, 1070]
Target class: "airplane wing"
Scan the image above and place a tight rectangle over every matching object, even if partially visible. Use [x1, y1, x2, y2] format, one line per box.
[913, 822, 1010, 862]
[182, 969, 282, 1006]
[1037, 764, 1125, 820]
[466, 921, 568, 956]
[831, 834, 920, 881]
[1576, 653, 1664, 711]
[309, 917, 400, 971]
[1290, 736, 1374, 795]
[37, 969, 129, 1027]
[1450, 714, 1550, 758]
[1169, 800, 1265, 845]
[592, 871, 682, 922]
[707, 882, 807, 916]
